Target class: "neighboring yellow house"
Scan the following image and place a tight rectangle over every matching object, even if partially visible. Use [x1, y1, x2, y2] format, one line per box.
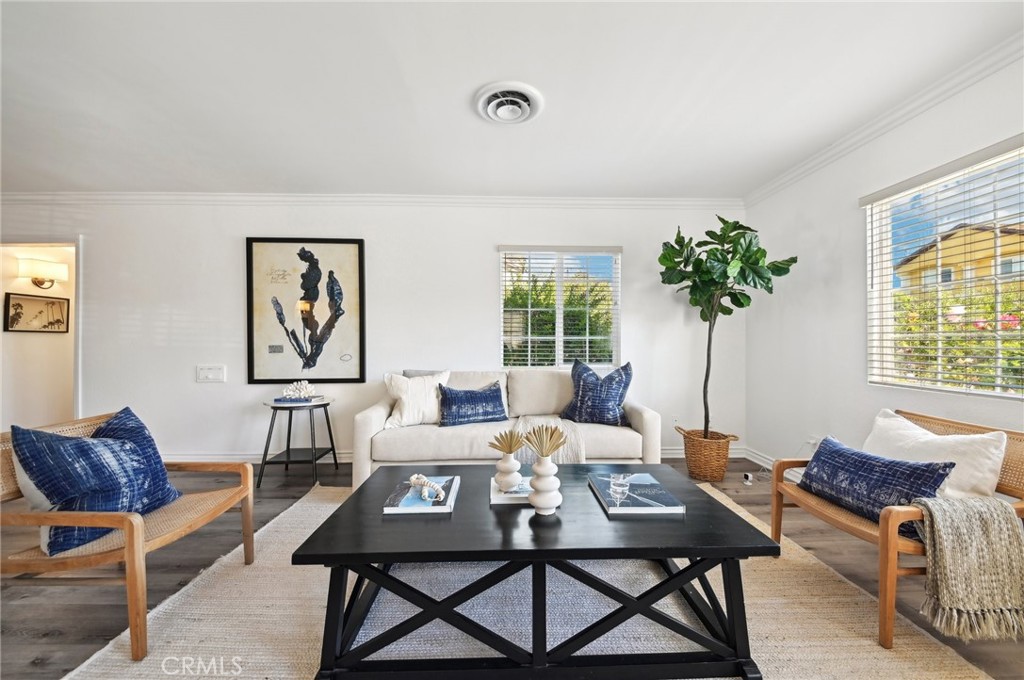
[895, 223, 1024, 287]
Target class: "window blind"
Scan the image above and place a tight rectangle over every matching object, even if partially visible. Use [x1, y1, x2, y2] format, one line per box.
[864, 145, 1023, 396]
[499, 247, 622, 367]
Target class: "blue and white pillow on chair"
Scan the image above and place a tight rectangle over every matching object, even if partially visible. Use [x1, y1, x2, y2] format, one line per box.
[92, 407, 181, 513]
[797, 436, 954, 539]
[561, 359, 632, 426]
[11, 427, 144, 555]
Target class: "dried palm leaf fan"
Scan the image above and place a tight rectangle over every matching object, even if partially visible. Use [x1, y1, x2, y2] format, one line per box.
[488, 430, 526, 456]
[524, 425, 567, 458]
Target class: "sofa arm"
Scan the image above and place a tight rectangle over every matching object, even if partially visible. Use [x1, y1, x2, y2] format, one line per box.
[353, 398, 393, 488]
[624, 401, 661, 464]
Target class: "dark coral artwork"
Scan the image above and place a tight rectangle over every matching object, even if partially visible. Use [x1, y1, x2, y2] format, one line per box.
[247, 238, 365, 383]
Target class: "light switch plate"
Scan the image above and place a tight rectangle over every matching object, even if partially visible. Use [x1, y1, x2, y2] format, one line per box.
[196, 364, 227, 383]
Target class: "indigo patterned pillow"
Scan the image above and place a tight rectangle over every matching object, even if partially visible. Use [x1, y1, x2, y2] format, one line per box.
[11, 426, 143, 555]
[560, 359, 632, 426]
[439, 381, 508, 427]
[92, 407, 181, 513]
[797, 436, 954, 539]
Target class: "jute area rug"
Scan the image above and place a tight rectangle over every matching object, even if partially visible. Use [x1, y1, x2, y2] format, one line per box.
[64, 484, 991, 680]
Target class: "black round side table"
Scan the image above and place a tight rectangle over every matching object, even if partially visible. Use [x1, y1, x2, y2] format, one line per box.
[257, 399, 339, 488]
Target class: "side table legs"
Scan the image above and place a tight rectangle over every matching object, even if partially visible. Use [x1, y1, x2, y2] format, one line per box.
[257, 409, 279, 488]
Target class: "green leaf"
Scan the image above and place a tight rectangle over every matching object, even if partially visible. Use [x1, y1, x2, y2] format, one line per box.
[767, 256, 798, 276]
[726, 259, 742, 277]
[727, 291, 752, 308]
[718, 304, 734, 316]
[661, 269, 685, 285]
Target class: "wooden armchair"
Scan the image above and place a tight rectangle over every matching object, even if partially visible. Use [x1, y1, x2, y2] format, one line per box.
[1, 413, 255, 661]
[770, 410, 1024, 649]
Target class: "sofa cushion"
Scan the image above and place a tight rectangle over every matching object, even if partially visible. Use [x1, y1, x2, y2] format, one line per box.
[11, 426, 144, 555]
[446, 371, 509, 414]
[372, 420, 516, 462]
[384, 370, 450, 428]
[439, 382, 508, 427]
[798, 436, 955, 539]
[561, 360, 632, 426]
[862, 409, 1005, 499]
[507, 369, 573, 417]
[92, 407, 182, 514]
[575, 423, 643, 459]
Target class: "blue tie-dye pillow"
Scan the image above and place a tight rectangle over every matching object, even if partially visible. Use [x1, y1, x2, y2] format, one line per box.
[439, 382, 508, 427]
[797, 436, 954, 540]
[11, 427, 143, 555]
[561, 359, 632, 426]
[92, 407, 181, 513]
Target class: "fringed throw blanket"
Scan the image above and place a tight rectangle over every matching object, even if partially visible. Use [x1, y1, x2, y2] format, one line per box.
[511, 416, 585, 466]
[912, 496, 1024, 641]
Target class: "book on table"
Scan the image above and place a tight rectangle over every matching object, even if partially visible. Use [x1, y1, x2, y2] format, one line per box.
[489, 476, 533, 505]
[588, 473, 686, 515]
[383, 476, 461, 514]
[273, 395, 326, 404]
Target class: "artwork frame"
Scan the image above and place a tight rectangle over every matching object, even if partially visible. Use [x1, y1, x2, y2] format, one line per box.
[3, 293, 70, 333]
[246, 238, 366, 384]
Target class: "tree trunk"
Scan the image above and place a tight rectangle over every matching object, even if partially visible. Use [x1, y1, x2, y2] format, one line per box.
[702, 313, 716, 439]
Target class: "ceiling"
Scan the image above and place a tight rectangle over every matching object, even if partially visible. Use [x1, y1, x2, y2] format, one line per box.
[2, 2, 1022, 199]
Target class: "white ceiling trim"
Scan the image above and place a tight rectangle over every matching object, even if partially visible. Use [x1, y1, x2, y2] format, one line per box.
[744, 30, 1024, 207]
[0, 193, 745, 211]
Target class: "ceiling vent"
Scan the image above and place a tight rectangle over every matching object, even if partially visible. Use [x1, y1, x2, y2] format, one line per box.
[475, 82, 544, 124]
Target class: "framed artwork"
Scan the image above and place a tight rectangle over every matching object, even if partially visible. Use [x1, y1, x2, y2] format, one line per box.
[246, 238, 365, 384]
[4, 293, 70, 333]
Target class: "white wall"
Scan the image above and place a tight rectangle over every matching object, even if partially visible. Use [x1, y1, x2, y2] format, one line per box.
[744, 60, 1024, 462]
[1, 244, 77, 429]
[0, 198, 746, 458]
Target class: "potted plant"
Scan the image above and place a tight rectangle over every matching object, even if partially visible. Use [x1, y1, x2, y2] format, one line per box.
[658, 216, 797, 481]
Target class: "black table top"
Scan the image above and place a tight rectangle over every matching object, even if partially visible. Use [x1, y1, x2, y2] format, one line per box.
[292, 464, 780, 566]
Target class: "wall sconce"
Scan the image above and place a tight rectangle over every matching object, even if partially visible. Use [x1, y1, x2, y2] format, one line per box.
[18, 258, 69, 289]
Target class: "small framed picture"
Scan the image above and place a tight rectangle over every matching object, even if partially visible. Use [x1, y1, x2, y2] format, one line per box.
[4, 293, 70, 333]
[246, 237, 366, 383]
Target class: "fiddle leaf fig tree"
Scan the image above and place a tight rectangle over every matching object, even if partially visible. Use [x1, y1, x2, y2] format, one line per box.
[659, 216, 797, 438]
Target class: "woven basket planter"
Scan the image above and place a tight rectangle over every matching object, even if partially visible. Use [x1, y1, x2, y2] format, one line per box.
[676, 426, 738, 482]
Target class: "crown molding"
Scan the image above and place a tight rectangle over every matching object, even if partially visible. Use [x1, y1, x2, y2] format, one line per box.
[745, 31, 1024, 207]
[1, 192, 745, 211]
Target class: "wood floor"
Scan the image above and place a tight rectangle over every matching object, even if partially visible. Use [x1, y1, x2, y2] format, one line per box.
[2, 459, 1021, 679]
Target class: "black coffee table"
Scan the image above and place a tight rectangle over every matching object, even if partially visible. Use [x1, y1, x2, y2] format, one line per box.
[292, 463, 779, 680]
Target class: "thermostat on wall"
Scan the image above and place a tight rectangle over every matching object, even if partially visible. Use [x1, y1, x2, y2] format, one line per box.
[196, 364, 226, 383]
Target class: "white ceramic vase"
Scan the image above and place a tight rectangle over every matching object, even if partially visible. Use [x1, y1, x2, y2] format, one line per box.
[494, 452, 523, 492]
[529, 456, 562, 516]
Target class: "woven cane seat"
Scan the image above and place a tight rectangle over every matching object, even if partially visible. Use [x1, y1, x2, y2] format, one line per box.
[6, 487, 242, 562]
[777, 481, 926, 556]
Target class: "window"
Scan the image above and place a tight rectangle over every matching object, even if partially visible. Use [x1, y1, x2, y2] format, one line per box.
[1001, 256, 1024, 277]
[499, 247, 621, 367]
[863, 139, 1023, 396]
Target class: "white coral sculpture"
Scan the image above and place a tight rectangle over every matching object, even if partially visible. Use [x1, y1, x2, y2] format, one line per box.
[283, 380, 317, 399]
[409, 473, 445, 501]
[524, 425, 567, 458]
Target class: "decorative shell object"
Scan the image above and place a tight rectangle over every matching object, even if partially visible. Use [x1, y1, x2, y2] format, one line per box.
[283, 380, 317, 399]
[410, 473, 445, 501]
[524, 425, 567, 459]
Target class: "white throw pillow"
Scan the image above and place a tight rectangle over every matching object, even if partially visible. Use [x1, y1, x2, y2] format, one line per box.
[383, 371, 450, 428]
[861, 409, 1006, 498]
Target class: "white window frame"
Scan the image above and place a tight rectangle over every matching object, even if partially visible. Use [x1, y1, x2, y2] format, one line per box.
[862, 135, 1023, 398]
[498, 246, 622, 368]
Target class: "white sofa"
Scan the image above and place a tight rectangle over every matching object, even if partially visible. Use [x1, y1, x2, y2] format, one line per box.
[352, 369, 661, 487]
